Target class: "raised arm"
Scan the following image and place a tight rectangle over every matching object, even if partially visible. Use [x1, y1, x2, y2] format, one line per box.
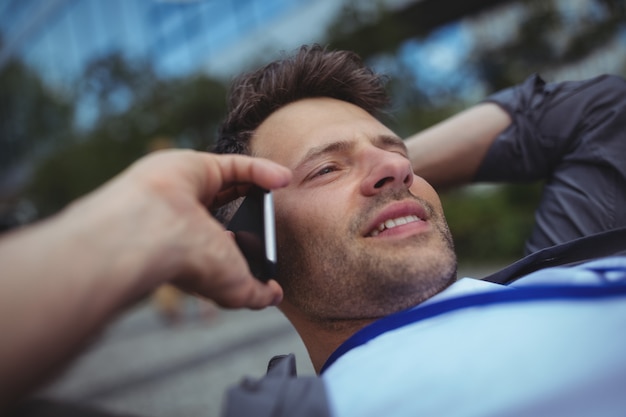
[0, 150, 291, 409]
[408, 74, 626, 253]
[405, 102, 511, 189]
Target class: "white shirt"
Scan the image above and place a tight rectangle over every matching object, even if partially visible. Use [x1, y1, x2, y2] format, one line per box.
[323, 257, 626, 417]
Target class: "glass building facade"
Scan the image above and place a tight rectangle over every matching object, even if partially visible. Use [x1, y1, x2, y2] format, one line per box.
[0, 0, 344, 227]
[0, 0, 322, 86]
[1, 0, 623, 226]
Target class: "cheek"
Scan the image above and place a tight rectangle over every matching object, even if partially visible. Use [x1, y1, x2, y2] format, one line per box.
[410, 176, 444, 211]
[274, 189, 343, 240]
[273, 190, 312, 240]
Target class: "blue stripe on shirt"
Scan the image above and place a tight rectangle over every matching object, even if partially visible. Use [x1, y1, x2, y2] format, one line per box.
[320, 282, 626, 374]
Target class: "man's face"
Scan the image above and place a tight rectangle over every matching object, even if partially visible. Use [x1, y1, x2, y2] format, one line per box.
[251, 98, 456, 322]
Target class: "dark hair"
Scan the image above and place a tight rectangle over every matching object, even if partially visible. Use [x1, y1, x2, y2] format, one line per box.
[213, 44, 390, 155]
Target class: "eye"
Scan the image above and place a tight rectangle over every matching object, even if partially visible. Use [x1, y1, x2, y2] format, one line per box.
[313, 165, 337, 178]
[304, 164, 340, 183]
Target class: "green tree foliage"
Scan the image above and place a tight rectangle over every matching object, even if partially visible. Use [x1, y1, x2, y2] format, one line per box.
[324, 0, 625, 261]
[440, 184, 542, 262]
[6, 0, 625, 260]
[0, 58, 74, 175]
[26, 52, 228, 216]
[469, 0, 626, 91]
[0, 55, 75, 229]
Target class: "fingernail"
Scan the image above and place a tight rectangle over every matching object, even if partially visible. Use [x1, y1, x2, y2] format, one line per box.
[271, 294, 283, 306]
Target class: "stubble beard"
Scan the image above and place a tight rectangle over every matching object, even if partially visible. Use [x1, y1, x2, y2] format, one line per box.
[276, 193, 457, 324]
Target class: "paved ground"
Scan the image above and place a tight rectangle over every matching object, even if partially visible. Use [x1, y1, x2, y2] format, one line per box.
[38, 265, 499, 417]
[40, 301, 312, 417]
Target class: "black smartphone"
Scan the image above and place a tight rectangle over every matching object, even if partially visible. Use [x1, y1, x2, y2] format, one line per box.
[226, 186, 277, 282]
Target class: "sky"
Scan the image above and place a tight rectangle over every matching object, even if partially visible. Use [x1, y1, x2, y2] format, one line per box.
[396, 24, 479, 102]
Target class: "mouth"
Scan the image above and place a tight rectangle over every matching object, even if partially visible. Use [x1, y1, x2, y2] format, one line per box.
[369, 214, 423, 237]
[364, 200, 428, 238]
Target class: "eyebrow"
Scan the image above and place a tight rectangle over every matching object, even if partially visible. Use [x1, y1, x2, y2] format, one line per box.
[375, 134, 409, 154]
[294, 140, 352, 170]
[294, 134, 408, 171]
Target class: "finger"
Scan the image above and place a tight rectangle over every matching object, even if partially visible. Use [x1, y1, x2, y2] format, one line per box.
[224, 279, 283, 310]
[190, 272, 283, 310]
[266, 280, 284, 306]
[249, 279, 284, 309]
[208, 263, 283, 309]
[211, 184, 251, 209]
[214, 155, 292, 194]
[130, 151, 290, 205]
[196, 155, 291, 208]
[219, 232, 283, 308]
[178, 229, 283, 309]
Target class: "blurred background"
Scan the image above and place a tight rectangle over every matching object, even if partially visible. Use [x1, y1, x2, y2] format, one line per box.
[1, 0, 625, 416]
[2, 0, 626, 260]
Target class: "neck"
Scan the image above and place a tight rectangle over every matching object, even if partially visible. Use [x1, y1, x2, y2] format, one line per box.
[279, 301, 377, 373]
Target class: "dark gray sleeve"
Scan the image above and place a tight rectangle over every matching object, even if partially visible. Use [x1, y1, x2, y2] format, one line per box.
[222, 354, 331, 417]
[475, 74, 626, 254]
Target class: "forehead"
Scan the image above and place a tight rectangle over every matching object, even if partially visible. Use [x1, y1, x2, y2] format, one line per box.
[250, 97, 396, 167]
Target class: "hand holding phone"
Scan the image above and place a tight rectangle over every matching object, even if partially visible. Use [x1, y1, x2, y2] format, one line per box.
[226, 186, 277, 282]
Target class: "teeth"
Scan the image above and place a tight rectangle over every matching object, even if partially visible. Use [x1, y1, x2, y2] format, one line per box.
[370, 215, 421, 236]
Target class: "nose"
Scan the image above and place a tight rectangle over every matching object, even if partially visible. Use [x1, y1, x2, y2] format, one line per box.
[360, 148, 414, 196]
